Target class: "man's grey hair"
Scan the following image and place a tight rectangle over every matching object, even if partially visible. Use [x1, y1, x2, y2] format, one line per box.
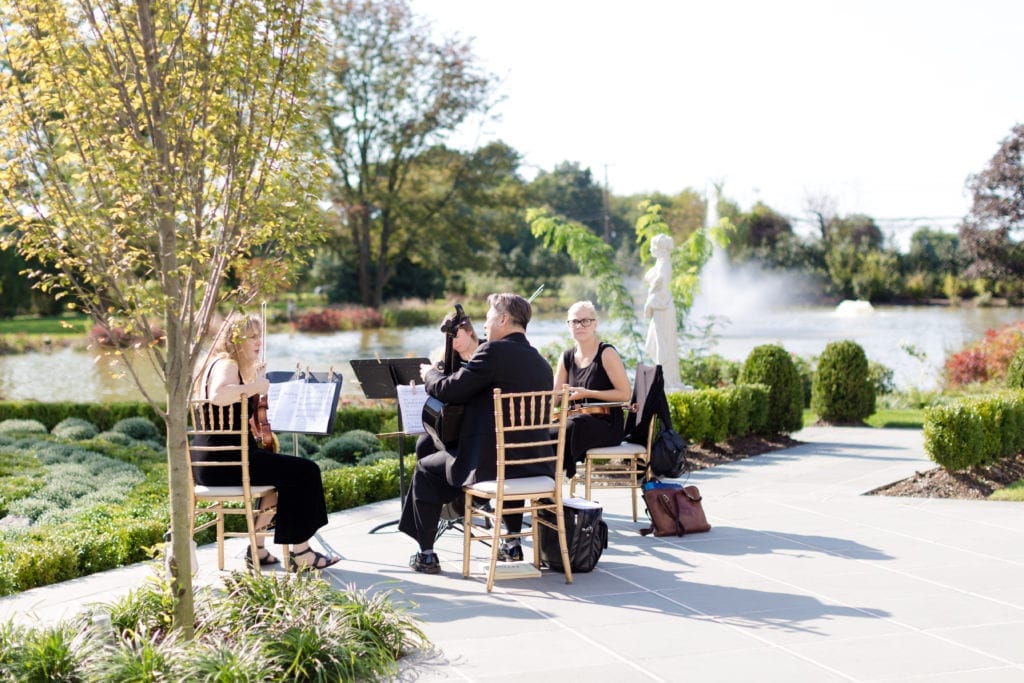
[487, 292, 532, 329]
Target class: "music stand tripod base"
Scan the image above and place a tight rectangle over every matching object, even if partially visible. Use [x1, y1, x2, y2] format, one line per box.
[350, 357, 428, 535]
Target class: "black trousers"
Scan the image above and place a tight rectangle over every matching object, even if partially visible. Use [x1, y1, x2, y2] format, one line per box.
[398, 450, 523, 552]
[194, 448, 328, 545]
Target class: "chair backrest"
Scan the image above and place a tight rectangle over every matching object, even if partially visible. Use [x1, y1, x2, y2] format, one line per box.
[624, 364, 672, 445]
[492, 386, 570, 482]
[186, 397, 252, 486]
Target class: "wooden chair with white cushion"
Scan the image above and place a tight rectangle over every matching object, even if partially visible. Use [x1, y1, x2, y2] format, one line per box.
[187, 396, 287, 572]
[462, 385, 572, 592]
[569, 364, 665, 522]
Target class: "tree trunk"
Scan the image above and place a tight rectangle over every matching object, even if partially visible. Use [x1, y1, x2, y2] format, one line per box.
[355, 204, 373, 307]
[164, 299, 196, 638]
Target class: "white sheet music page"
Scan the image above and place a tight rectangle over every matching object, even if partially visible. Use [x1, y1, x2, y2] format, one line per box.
[267, 380, 337, 434]
[396, 384, 428, 435]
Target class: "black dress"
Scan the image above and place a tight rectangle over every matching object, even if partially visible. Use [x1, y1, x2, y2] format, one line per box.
[562, 342, 626, 478]
[191, 364, 329, 545]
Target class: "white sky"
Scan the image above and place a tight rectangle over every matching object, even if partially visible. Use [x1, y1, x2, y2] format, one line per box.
[413, 0, 1024, 244]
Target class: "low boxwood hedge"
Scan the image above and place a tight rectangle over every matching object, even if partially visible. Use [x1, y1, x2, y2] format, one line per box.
[667, 383, 772, 444]
[924, 391, 1024, 471]
[0, 402, 408, 597]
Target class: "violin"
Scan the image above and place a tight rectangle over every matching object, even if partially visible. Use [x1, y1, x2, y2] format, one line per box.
[251, 394, 274, 448]
[553, 400, 631, 422]
[249, 302, 274, 448]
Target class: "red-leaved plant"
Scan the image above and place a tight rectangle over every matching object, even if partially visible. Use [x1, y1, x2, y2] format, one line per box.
[945, 322, 1024, 385]
[294, 307, 383, 332]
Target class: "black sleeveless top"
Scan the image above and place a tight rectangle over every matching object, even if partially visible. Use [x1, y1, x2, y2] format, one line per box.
[562, 341, 617, 399]
[191, 359, 261, 464]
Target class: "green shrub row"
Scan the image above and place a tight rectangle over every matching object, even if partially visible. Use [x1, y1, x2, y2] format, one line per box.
[0, 401, 401, 436]
[667, 383, 771, 444]
[0, 455, 406, 597]
[0, 401, 163, 434]
[923, 391, 1024, 471]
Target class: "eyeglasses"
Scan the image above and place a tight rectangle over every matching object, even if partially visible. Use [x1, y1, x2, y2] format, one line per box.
[566, 318, 595, 328]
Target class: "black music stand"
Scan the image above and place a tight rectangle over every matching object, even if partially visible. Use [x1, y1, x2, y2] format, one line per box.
[350, 357, 429, 534]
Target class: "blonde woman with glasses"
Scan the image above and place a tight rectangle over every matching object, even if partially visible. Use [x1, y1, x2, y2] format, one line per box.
[554, 301, 631, 478]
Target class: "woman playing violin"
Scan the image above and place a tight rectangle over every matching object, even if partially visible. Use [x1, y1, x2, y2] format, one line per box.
[192, 314, 339, 571]
[554, 301, 632, 478]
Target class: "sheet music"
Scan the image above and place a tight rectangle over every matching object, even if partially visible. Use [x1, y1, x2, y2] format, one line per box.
[267, 380, 340, 434]
[396, 384, 428, 435]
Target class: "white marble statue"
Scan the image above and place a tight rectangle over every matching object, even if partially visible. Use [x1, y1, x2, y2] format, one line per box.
[644, 233, 681, 389]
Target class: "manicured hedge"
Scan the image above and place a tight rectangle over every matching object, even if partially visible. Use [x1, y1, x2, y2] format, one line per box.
[0, 455, 407, 596]
[923, 391, 1024, 471]
[738, 344, 803, 433]
[0, 401, 400, 439]
[667, 383, 772, 444]
[811, 340, 876, 424]
[0, 401, 163, 434]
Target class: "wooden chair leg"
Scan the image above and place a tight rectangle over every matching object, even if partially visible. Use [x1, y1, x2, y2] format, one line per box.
[216, 512, 225, 570]
[462, 490, 474, 579]
[485, 496, 504, 593]
[553, 501, 573, 585]
[630, 457, 639, 522]
[584, 459, 593, 501]
[530, 498, 542, 570]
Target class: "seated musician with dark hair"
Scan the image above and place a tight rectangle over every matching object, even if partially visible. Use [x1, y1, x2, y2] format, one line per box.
[554, 300, 632, 478]
[399, 293, 553, 574]
[415, 311, 480, 459]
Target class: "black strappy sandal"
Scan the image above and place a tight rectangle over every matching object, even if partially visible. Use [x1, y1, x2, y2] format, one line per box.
[245, 546, 280, 569]
[288, 548, 340, 572]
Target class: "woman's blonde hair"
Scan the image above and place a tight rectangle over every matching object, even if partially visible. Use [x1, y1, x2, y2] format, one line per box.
[567, 300, 598, 321]
[192, 314, 261, 397]
[214, 314, 261, 358]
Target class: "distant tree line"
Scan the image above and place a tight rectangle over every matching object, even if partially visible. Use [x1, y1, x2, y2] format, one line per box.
[2, 0, 1022, 318]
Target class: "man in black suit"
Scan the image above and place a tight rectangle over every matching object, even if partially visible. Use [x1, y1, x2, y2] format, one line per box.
[399, 292, 554, 573]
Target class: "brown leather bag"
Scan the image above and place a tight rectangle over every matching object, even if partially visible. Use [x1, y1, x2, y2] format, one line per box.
[640, 485, 711, 537]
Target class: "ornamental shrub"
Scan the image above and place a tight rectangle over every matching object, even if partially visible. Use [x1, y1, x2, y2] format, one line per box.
[0, 419, 47, 435]
[944, 321, 1024, 385]
[320, 430, 382, 465]
[51, 417, 98, 440]
[1005, 347, 1024, 389]
[678, 353, 741, 389]
[95, 431, 133, 446]
[811, 340, 875, 423]
[665, 384, 770, 444]
[329, 406, 393, 436]
[276, 433, 320, 458]
[111, 417, 161, 442]
[737, 344, 803, 434]
[357, 450, 399, 467]
[923, 403, 985, 471]
[0, 401, 161, 433]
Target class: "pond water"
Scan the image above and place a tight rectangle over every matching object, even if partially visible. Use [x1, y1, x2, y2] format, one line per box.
[2, 304, 1023, 403]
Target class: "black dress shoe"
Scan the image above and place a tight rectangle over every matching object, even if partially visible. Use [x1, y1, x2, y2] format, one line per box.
[409, 552, 441, 574]
[497, 542, 523, 562]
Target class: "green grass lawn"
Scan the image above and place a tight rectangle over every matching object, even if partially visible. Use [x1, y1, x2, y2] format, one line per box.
[0, 314, 90, 337]
[800, 406, 1024, 500]
[989, 480, 1024, 502]
[801, 407, 925, 429]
